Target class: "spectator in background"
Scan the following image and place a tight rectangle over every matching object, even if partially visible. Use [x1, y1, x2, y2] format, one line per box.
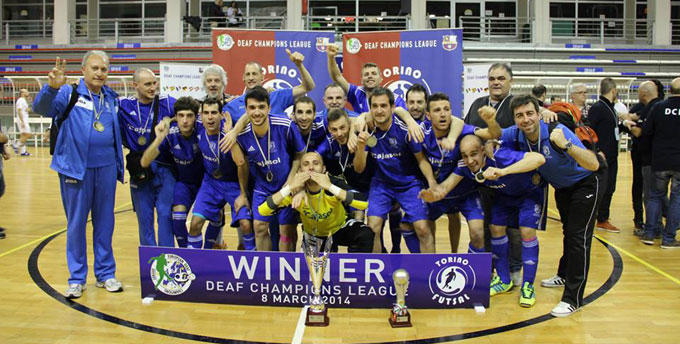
[13, 88, 32, 156]
[226, 1, 243, 27]
[531, 84, 547, 107]
[0, 125, 8, 239]
[550, 95, 563, 104]
[589, 77, 622, 233]
[208, 0, 227, 28]
[570, 83, 590, 118]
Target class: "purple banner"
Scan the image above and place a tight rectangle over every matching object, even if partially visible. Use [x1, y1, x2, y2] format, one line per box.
[139, 247, 491, 309]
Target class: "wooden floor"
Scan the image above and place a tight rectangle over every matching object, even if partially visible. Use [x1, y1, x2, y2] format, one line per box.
[0, 147, 678, 344]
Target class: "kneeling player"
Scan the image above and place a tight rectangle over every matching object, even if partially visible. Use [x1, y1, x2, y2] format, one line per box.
[259, 152, 373, 252]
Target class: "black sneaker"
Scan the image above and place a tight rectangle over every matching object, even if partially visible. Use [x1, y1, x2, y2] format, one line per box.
[640, 235, 655, 245]
[661, 240, 680, 249]
[633, 227, 645, 237]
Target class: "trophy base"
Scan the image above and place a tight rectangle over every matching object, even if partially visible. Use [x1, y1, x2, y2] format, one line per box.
[305, 308, 329, 327]
[389, 311, 412, 328]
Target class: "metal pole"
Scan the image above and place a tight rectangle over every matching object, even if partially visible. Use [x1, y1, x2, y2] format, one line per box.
[355, 0, 359, 32]
[600, 20, 604, 44]
[5, 23, 9, 45]
[115, 20, 119, 43]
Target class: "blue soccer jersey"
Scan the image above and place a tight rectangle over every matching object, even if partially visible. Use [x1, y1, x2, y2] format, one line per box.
[454, 146, 544, 197]
[347, 83, 406, 113]
[197, 125, 240, 183]
[366, 115, 422, 186]
[321, 136, 374, 192]
[158, 123, 204, 185]
[224, 88, 294, 123]
[500, 120, 592, 189]
[236, 114, 306, 195]
[421, 123, 477, 198]
[300, 116, 329, 153]
[118, 95, 175, 158]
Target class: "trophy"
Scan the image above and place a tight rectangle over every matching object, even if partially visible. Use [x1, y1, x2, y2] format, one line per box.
[389, 269, 412, 328]
[302, 232, 333, 326]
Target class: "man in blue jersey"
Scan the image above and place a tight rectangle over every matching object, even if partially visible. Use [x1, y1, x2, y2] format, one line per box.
[417, 93, 500, 253]
[34, 52, 124, 298]
[498, 94, 601, 317]
[236, 87, 307, 251]
[326, 44, 406, 113]
[405, 84, 429, 126]
[291, 96, 327, 153]
[353, 87, 438, 253]
[118, 68, 176, 247]
[317, 83, 360, 120]
[189, 97, 253, 249]
[141, 96, 205, 248]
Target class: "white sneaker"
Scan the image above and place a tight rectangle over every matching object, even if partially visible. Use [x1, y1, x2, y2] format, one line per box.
[511, 271, 522, 287]
[541, 274, 566, 288]
[65, 284, 86, 299]
[95, 278, 123, 292]
[550, 301, 581, 317]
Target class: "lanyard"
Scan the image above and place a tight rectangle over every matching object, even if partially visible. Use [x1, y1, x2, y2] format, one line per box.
[136, 98, 154, 132]
[252, 122, 272, 174]
[87, 89, 104, 121]
[204, 129, 221, 166]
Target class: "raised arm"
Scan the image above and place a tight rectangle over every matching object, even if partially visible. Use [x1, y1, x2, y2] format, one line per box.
[483, 152, 545, 181]
[440, 116, 465, 150]
[219, 111, 250, 153]
[353, 131, 370, 173]
[473, 106, 502, 141]
[34, 57, 69, 117]
[326, 44, 350, 93]
[286, 49, 315, 98]
[140, 118, 171, 168]
[550, 128, 600, 171]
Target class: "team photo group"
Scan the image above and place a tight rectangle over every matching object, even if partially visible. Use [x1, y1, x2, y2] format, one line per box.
[37, 38, 672, 319]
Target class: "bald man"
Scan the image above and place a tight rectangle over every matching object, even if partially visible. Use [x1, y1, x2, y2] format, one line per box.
[13, 88, 32, 156]
[118, 68, 177, 247]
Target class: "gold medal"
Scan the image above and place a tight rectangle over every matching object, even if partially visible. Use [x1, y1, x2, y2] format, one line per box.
[138, 136, 147, 146]
[93, 121, 105, 132]
[266, 171, 274, 182]
[474, 170, 485, 183]
[366, 135, 377, 148]
[212, 169, 223, 179]
[532, 173, 541, 185]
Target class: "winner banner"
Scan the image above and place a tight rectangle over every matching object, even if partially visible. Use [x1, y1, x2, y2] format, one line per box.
[212, 29, 335, 114]
[140, 247, 491, 309]
[342, 29, 463, 116]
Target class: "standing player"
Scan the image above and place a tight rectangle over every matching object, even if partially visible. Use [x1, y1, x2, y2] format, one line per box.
[189, 97, 253, 249]
[13, 88, 32, 156]
[498, 94, 602, 317]
[353, 87, 438, 253]
[118, 68, 176, 247]
[291, 96, 327, 152]
[236, 87, 306, 251]
[317, 83, 359, 119]
[34, 52, 124, 298]
[259, 152, 374, 253]
[141, 97, 205, 248]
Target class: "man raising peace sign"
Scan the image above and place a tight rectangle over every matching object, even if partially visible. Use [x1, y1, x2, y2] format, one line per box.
[33, 51, 125, 299]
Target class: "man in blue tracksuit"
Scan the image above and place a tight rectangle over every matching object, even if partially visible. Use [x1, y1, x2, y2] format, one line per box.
[118, 68, 176, 247]
[33, 51, 124, 299]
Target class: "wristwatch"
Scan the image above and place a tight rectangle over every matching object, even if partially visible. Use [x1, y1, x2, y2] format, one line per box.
[563, 141, 573, 152]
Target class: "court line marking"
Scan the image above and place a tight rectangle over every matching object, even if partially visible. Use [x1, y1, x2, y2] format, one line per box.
[547, 207, 680, 287]
[291, 306, 308, 344]
[0, 202, 132, 259]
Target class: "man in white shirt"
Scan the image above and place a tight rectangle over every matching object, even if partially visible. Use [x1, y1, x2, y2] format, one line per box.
[14, 88, 32, 156]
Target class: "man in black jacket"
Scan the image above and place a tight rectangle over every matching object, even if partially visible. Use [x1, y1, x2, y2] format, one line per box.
[588, 77, 623, 233]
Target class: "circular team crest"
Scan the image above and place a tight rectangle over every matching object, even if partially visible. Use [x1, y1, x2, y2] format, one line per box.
[216, 34, 235, 51]
[428, 257, 477, 300]
[345, 38, 362, 54]
[148, 253, 196, 296]
[434, 266, 468, 296]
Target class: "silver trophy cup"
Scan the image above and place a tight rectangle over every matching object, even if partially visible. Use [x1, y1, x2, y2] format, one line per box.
[302, 232, 333, 326]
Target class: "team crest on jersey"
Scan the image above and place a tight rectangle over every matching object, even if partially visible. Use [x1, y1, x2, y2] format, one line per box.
[209, 141, 217, 151]
[542, 145, 550, 156]
[388, 137, 398, 148]
[428, 256, 476, 306]
[148, 253, 196, 296]
[442, 35, 458, 51]
[534, 204, 542, 216]
[345, 38, 362, 54]
[216, 34, 235, 51]
[316, 37, 330, 52]
[269, 141, 277, 153]
[193, 143, 200, 152]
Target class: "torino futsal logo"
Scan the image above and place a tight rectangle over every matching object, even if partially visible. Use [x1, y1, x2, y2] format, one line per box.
[428, 256, 476, 306]
[148, 254, 196, 296]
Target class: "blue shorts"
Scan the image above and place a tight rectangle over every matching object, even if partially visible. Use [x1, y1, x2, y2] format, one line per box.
[192, 177, 252, 227]
[252, 190, 298, 225]
[367, 179, 428, 223]
[490, 186, 547, 230]
[173, 181, 201, 207]
[428, 191, 485, 222]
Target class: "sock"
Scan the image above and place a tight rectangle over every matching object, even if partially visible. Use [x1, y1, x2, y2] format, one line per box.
[270, 218, 280, 251]
[521, 237, 539, 285]
[468, 243, 485, 253]
[491, 235, 510, 284]
[402, 230, 420, 253]
[243, 232, 256, 250]
[172, 211, 188, 248]
[187, 234, 203, 249]
[204, 220, 222, 249]
[20, 142, 26, 154]
[388, 210, 402, 253]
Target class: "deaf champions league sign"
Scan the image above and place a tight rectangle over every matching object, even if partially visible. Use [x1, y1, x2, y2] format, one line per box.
[212, 29, 335, 114]
[343, 29, 463, 116]
[140, 247, 491, 309]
